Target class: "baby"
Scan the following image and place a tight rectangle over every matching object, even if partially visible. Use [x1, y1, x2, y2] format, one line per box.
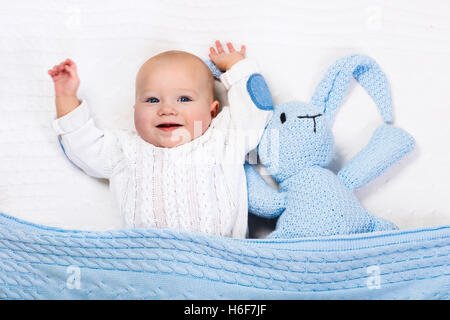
[48, 41, 272, 238]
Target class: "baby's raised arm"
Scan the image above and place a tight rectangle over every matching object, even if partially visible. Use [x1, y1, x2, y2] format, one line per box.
[48, 59, 123, 179]
[209, 41, 273, 155]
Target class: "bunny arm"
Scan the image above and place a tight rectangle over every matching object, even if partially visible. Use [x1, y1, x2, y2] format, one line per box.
[244, 163, 286, 219]
[338, 124, 415, 190]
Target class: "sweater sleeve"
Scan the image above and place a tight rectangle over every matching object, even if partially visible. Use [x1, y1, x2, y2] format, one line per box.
[52, 100, 123, 179]
[219, 58, 273, 154]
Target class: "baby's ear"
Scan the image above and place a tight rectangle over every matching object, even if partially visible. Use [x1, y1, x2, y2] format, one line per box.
[210, 100, 220, 118]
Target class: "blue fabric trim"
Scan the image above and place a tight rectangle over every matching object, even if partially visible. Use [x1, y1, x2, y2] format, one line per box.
[203, 59, 223, 79]
[246, 74, 274, 111]
[57, 137, 82, 171]
[58, 137, 66, 155]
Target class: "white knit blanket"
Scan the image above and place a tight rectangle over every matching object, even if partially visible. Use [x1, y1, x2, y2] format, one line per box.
[1, 0, 449, 231]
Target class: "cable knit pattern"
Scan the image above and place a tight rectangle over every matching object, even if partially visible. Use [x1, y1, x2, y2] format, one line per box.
[52, 58, 272, 238]
[130, 123, 226, 234]
[0, 212, 448, 299]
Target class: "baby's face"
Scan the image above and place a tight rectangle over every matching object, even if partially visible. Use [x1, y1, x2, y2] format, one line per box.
[134, 57, 219, 148]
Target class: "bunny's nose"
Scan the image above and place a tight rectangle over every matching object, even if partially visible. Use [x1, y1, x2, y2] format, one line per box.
[297, 113, 322, 133]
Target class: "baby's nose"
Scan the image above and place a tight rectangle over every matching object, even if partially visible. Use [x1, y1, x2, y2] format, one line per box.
[158, 103, 177, 115]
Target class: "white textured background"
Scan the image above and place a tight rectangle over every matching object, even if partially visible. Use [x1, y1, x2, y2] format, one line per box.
[0, 0, 449, 232]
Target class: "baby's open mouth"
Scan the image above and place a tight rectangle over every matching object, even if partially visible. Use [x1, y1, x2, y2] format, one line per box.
[156, 123, 183, 131]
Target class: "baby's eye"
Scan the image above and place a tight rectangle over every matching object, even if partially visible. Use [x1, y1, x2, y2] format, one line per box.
[178, 96, 191, 102]
[146, 97, 159, 103]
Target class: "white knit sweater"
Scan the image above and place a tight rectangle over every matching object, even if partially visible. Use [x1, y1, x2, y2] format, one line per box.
[52, 58, 272, 238]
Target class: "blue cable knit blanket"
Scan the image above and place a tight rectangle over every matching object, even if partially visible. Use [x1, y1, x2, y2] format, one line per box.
[0, 212, 448, 299]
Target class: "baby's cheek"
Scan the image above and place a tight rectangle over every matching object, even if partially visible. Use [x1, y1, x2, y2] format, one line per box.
[134, 109, 153, 133]
[200, 115, 212, 133]
[187, 119, 209, 140]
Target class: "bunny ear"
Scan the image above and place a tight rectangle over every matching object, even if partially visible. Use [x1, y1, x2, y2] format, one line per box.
[246, 74, 274, 110]
[310, 55, 393, 123]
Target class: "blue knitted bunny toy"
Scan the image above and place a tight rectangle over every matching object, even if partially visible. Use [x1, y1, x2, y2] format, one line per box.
[237, 55, 415, 238]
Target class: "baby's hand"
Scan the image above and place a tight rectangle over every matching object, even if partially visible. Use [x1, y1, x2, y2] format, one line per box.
[48, 58, 80, 97]
[208, 40, 246, 72]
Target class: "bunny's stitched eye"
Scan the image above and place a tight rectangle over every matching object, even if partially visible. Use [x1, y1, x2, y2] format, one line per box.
[280, 112, 286, 124]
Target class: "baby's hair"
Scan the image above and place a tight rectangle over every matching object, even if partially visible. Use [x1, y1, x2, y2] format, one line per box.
[136, 50, 215, 103]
